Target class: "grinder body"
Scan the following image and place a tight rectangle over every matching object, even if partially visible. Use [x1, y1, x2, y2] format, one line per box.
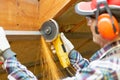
[52, 34, 70, 68]
[40, 19, 70, 68]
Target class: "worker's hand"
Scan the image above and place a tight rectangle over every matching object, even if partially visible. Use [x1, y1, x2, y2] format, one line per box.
[0, 27, 10, 53]
[60, 32, 74, 53]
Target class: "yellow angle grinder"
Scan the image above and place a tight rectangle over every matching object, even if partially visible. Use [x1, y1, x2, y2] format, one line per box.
[40, 19, 70, 68]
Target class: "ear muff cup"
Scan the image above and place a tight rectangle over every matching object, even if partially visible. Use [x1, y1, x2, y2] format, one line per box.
[97, 13, 119, 40]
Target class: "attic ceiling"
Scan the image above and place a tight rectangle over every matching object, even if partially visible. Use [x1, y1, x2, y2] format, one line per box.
[0, 0, 100, 80]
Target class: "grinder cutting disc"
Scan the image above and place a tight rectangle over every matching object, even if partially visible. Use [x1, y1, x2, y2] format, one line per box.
[40, 19, 59, 42]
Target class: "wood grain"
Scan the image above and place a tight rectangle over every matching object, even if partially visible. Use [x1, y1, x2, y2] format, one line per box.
[0, 0, 73, 31]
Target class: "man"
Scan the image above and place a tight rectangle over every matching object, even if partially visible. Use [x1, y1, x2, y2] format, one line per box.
[61, 0, 120, 80]
[1, 0, 120, 80]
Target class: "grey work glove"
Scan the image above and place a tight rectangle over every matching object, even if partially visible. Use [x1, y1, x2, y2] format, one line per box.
[0, 27, 15, 60]
[60, 32, 74, 54]
[0, 27, 10, 53]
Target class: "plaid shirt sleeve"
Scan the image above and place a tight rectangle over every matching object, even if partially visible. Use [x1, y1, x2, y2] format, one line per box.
[3, 56, 38, 80]
[69, 50, 89, 71]
[63, 59, 120, 80]
[66, 49, 120, 80]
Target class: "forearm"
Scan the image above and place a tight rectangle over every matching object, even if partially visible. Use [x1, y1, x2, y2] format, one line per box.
[69, 49, 89, 71]
[2, 49, 37, 80]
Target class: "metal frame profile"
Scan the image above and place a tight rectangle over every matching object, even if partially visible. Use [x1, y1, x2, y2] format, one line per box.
[5, 30, 92, 41]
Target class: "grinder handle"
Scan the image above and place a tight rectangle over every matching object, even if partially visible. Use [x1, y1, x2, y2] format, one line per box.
[52, 34, 70, 68]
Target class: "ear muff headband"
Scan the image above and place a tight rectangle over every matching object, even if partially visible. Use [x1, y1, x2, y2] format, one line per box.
[95, 0, 119, 40]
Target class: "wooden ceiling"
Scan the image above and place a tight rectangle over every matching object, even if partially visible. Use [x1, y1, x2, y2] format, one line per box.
[0, 0, 100, 55]
[0, 0, 100, 80]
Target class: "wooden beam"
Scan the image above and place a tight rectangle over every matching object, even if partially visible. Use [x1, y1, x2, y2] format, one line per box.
[54, 0, 78, 19]
[38, 0, 76, 28]
[0, 0, 77, 31]
[0, 0, 39, 30]
[65, 32, 92, 39]
[70, 18, 87, 32]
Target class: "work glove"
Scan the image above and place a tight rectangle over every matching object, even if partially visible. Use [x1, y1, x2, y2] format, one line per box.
[0, 27, 10, 64]
[0, 27, 10, 52]
[0, 27, 15, 61]
[60, 32, 74, 54]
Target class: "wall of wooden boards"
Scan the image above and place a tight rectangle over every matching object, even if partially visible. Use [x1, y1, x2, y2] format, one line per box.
[0, 0, 72, 31]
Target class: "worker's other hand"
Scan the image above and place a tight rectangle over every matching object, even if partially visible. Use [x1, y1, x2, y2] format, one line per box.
[60, 32, 74, 53]
[0, 27, 10, 53]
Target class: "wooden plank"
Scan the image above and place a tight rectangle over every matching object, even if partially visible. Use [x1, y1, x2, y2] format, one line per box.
[38, 0, 71, 28]
[0, 0, 76, 31]
[0, 0, 39, 30]
[54, 0, 78, 19]
[70, 18, 87, 32]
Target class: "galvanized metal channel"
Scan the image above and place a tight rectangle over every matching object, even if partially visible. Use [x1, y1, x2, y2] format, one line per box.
[5, 30, 92, 41]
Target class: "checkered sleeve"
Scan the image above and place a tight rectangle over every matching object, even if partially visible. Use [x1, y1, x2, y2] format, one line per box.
[63, 59, 120, 80]
[3, 56, 38, 80]
[69, 50, 89, 71]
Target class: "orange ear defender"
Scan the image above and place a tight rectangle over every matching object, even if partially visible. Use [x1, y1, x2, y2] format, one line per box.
[95, 0, 120, 41]
[96, 13, 119, 40]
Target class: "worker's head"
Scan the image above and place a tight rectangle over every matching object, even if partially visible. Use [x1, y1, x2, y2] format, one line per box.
[75, 0, 120, 47]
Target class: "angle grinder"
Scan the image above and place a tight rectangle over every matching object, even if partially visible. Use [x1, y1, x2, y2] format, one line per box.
[40, 19, 70, 68]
